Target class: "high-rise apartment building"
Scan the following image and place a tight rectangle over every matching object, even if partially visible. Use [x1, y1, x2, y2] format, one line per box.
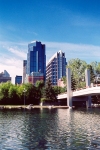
[24, 41, 46, 84]
[46, 50, 67, 86]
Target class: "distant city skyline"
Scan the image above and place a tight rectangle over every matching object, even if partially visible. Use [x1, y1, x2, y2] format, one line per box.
[0, 0, 100, 83]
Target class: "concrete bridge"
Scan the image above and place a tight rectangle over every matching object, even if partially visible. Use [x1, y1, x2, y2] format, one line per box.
[57, 68, 100, 108]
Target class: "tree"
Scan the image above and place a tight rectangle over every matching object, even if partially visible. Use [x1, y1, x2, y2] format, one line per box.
[35, 80, 44, 99]
[71, 73, 77, 90]
[43, 78, 57, 102]
[67, 58, 87, 88]
[61, 76, 66, 86]
[96, 62, 100, 74]
[9, 84, 19, 104]
[87, 64, 95, 83]
[23, 83, 40, 105]
[0, 81, 12, 104]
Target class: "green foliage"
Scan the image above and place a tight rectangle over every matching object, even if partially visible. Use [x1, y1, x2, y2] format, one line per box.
[87, 64, 95, 83]
[67, 58, 87, 88]
[43, 78, 57, 101]
[71, 73, 77, 90]
[61, 76, 66, 85]
[90, 61, 100, 74]
[41, 97, 46, 102]
[0, 81, 13, 103]
[96, 62, 100, 74]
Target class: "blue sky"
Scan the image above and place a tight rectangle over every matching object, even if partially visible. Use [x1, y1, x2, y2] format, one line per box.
[0, 0, 100, 83]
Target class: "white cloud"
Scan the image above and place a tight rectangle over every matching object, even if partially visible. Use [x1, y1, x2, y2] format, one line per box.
[8, 47, 26, 59]
[0, 57, 23, 84]
[0, 41, 27, 84]
[45, 41, 100, 63]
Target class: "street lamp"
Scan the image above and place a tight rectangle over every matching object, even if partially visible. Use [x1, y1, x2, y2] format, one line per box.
[23, 88, 27, 108]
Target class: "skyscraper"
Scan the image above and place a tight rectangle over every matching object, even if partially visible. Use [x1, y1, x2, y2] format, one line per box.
[46, 50, 67, 86]
[24, 41, 46, 84]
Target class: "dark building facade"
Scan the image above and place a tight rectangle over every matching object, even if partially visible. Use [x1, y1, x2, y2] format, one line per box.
[15, 75, 22, 84]
[0, 70, 11, 83]
[24, 41, 46, 84]
[25, 72, 44, 85]
[27, 41, 46, 76]
[46, 50, 67, 86]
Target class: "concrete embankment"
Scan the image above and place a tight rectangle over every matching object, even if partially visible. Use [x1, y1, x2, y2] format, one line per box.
[0, 105, 69, 110]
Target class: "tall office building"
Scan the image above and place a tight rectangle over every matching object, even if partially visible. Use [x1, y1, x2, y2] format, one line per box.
[23, 60, 27, 83]
[46, 50, 67, 86]
[24, 41, 46, 84]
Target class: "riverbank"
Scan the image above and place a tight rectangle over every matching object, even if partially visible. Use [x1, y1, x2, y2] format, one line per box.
[0, 105, 69, 110]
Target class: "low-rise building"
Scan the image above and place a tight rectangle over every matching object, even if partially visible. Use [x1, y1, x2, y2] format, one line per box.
[0, 70, 11, 83]
[15, 76, 22, 84]
[25, 72, 44, 85]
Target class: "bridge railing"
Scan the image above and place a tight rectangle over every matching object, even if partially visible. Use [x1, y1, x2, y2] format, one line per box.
[58, 84, 100, 95]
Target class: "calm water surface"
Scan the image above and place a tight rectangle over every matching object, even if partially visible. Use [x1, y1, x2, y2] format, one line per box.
[0, 108, 100, 150]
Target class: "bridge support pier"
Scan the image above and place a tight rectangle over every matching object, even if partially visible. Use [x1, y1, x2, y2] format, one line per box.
[85, 69, 91, 108]
[67, 68, 72, 107]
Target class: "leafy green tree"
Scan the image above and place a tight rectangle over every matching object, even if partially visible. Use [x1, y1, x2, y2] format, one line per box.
[0, 81, 12, 104]
[23, 83, 40, 105]
[61, 76, 66, 86]
[35, 80, 44, 99]
[53, 86, 62, 95]
[9, 84, 19, 104]
[96, 62, 100, 74]
[67, 58, 87, 88]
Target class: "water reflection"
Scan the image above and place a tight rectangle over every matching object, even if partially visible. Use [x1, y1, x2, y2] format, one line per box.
[0, 108, 100, 149]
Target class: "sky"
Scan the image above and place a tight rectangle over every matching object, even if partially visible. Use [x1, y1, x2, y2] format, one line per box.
[0, 0, 100, 83]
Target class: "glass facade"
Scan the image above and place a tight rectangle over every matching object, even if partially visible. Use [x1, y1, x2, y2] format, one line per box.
[46, 50, 67, 86]
[27, 41, 46, 81]
[15, 76, 22, 84]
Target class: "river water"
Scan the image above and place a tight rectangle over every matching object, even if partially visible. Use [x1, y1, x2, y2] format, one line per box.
[0, 108, 100, 150]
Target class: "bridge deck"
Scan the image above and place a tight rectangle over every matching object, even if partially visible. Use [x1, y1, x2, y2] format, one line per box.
[57, 86, 100, 99]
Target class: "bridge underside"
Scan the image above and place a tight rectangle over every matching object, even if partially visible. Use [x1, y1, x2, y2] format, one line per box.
[58, 96, 91, 107]
[72, 96, 88, 107]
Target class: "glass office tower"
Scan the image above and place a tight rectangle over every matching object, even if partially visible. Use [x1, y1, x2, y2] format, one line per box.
[46, 50, 67, 85]
[27, 41, 46, 81]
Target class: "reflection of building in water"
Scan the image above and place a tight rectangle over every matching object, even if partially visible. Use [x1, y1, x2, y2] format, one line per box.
[25, 72, 44, 85]
[0, 70, 11, 83]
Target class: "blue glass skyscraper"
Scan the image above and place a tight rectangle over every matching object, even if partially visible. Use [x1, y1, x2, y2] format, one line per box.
[27, 41, 46, 80]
